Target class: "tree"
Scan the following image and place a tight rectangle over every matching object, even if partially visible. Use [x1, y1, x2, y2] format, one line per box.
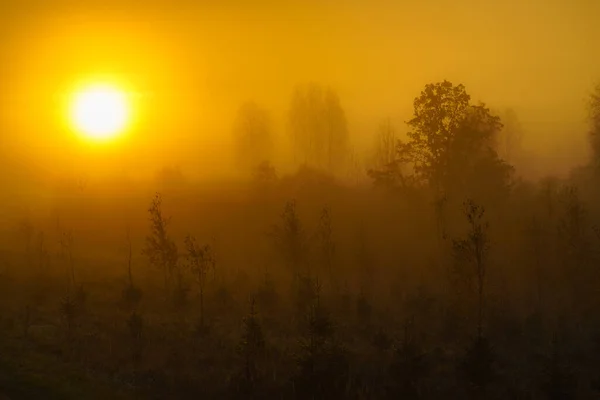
[233, 101, 273, 172]
[288, 83, 349, 174]
[184, 235, 215, 329]
[452, 199, 490, 339]
[378, 81, 513, 201]
[142, 193, 179, 298]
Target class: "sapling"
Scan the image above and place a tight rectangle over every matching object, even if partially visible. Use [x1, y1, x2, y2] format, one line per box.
[452, 199, 490, 339]
[142, 193, 180, 302]
[184, 234, 215, 331]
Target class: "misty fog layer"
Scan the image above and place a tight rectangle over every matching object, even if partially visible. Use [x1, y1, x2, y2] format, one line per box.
[1, 0, 599, 189]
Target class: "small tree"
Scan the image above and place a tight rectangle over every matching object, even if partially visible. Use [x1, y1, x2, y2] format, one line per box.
[184, 235, 215, 330]
[453, 199, 490, 339]
[143, 193, 179, 299]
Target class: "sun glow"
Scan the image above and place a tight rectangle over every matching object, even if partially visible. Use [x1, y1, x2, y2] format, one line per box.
[70, 84, 130, 141]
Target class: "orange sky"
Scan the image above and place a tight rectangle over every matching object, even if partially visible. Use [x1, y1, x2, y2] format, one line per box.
[0, 0, 599, 181]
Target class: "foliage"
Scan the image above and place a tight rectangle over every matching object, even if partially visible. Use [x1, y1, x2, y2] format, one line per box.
[370, 81, 514, 202]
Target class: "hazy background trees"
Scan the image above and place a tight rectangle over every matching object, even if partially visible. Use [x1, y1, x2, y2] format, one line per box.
[288, 83, 349, 175]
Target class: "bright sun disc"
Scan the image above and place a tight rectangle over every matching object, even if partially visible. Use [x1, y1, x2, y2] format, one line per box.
[71, 84, 129, 140]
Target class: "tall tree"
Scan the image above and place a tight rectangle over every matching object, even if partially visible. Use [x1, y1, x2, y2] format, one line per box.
[387, 81, 513, 203]
[233, 101, 273, 171]
[288, 83, 349, 174]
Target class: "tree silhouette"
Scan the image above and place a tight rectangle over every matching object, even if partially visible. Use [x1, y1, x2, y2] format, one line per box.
[288, 83, 348, 174]
[184, 234, 215, 330]
[143, 193, 179, 298]
[453, 199, 490, 339]
[377, 81, 513, 202]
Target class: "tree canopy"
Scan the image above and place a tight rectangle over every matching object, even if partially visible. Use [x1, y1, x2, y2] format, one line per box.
[371, 81, 514, 205]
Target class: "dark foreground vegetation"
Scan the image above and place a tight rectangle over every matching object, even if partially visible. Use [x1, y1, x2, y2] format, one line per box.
[1, 81, 600, 399]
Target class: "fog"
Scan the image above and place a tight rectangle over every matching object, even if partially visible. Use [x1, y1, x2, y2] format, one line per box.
[1, 0, 599, 186]
[1, 2, 600, 398]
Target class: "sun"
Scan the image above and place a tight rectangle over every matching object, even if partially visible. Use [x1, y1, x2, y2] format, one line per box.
[70, 84, 130, 140]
